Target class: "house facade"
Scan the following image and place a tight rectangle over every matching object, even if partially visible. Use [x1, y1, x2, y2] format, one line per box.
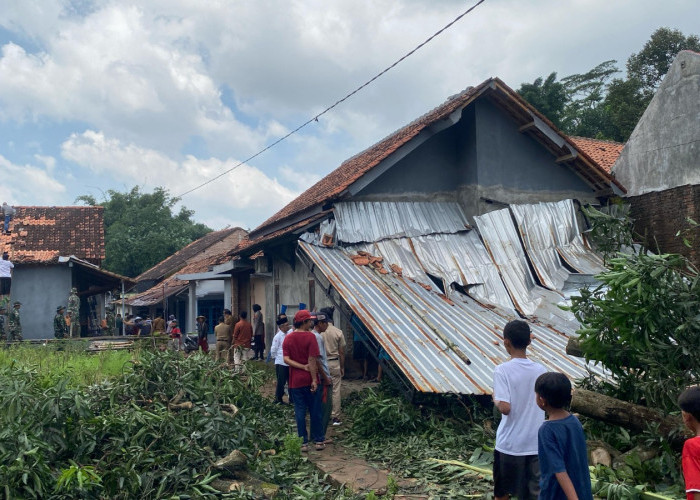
[1, 206, 132, 339]
[612, 50, 700, 267]
[219, 78, 623, 396]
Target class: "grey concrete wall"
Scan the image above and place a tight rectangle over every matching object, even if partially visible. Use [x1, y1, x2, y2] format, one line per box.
[613, 51, 700, 196]
[11, 265, 72, 339]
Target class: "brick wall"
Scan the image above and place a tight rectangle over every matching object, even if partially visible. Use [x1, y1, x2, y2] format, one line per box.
[627, 184, 700, 268]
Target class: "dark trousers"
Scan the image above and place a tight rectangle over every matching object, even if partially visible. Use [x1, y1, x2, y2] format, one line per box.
[253, 335, 265, 359]
[289, 386, 323, 444]
[275, 364, 290, 403]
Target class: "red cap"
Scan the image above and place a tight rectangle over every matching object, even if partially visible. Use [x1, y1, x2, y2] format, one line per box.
[294, 309, 312, 323]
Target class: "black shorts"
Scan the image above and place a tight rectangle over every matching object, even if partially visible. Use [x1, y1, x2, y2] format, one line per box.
[493, 449, 540, 499]
[0, 278, 10, 295]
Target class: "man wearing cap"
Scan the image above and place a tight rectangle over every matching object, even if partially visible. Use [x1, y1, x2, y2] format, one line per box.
[311, 312, 333, 442]
[320, 306, 346, 426]
[0, 252, 14, 298]
[54, 306, 68, 339]
[283, 310, 324, 452]
[8, 301, 22, 341]
[269, 313, 292, 404]
[214, 316, 232, 364]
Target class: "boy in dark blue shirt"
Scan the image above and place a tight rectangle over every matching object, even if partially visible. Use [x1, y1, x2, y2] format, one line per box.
[535, 372, 592, 500]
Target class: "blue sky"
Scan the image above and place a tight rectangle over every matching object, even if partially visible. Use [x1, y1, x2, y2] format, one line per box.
[0, 1, 698, 231]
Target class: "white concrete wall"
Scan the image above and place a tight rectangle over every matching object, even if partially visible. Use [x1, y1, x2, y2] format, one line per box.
[613, 50, 700, 196]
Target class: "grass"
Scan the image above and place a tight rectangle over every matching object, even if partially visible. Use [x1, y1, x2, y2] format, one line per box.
[0, 342, 135, 387]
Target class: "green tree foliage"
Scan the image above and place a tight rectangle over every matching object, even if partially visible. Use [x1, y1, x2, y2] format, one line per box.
[518, 27, 700, 142]
[627, 27, 700, 91]
[516, 72, 567, 128]
[76, 186, 211, 277]
[570, 208, 700, 413]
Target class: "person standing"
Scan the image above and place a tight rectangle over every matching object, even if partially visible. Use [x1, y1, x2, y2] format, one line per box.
[251, 304, 265, 360]
[492, 320, 547, 500]
[195, 315, 209, 352]
[168, 319, 182, 351]
[0, 252, 14, 298]
[105, 305, 115, 335]
[0, 305, 7, 340]
[152, 313, 165, 336]
[67, 287, 80, 338]
[269, 314, 291, 404]
[232, 311, 253, 372]
[54, 306, 68, 339]
[214, 316, 232, 364]
[283, 310, 323, 452]
[116, 313, 123, 335]
[7, 301, 22, 342]
[320, 307, 346, 426]
[311, 312, 333, 443]
[2, 202, 15, 234]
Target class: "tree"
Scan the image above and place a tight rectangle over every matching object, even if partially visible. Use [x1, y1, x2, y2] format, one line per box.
[516, 72, 567, 128]
[518, 27, 700, 142]
[627, 27, 700, 91]
[570, 207, 700, 413]
[77, 187, 211, 277]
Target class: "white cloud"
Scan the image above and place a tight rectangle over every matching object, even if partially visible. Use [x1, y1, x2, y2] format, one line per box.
[0, 154, 66, 204]
[60, 129, 300, 226]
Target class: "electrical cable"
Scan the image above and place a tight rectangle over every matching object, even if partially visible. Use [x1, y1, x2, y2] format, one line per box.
[177, 0, 487, 198]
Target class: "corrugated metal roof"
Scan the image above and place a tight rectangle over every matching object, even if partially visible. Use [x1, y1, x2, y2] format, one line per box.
[474, 208, 578, 332]
[411, 231, 516, 312]
[334, 201, 470, 243]
[550, 200, 606, 275]
[510, 203, 572, 290]
[299, 241, 603, 395]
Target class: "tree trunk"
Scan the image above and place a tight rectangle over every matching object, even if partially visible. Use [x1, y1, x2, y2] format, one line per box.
[571, 388, 688, 449]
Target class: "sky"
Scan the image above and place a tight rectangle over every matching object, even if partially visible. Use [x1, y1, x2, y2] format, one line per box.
[0, 0, 698, 231]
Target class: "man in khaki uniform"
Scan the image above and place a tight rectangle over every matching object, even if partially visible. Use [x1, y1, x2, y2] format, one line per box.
[320, 307, 346, 426]
[214, 316, 232, 364]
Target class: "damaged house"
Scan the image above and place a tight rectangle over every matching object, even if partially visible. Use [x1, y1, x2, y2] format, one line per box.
[1, 206, 133, 339]
[222, 77, 626, 396]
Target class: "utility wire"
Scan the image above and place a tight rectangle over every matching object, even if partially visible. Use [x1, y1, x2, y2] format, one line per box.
[177, 0, 487, 198]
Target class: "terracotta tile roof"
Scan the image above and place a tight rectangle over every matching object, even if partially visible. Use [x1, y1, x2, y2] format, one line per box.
[136, 227, 247, 282]
[569, 136, 625, 173]
[126, 232, 241, 307]
[231, 211, 331, 257]
[249, 78, 623, 243]
[0, 206, 105, 264]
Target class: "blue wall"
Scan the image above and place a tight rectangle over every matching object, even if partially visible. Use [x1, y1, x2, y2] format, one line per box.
[11, 265, 72, 340]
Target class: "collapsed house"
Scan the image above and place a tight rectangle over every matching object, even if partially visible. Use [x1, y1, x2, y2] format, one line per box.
[1, 206, 133, 339]
[211, 77, 626, 397]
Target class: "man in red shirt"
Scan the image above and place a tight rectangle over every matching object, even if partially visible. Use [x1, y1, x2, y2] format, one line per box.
[232, 310, 253, 372]
[283, 310, 324, 452]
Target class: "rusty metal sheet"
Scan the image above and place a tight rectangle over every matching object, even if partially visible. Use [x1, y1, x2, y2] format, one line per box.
[550, 200, 606, 275]
[410, 232, 516, 312]
[510, 202, 571, 291]
[299, 241, 603, 395]
[474, 208, 579, 332]
[334, 201, 470, 244]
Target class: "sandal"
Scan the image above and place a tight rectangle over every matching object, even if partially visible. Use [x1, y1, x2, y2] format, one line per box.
[314, 443, 326, 451]
[301, 444, 309, 453]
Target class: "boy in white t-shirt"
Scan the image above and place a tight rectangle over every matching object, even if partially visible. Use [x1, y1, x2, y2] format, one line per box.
[492, 320, 547, 499]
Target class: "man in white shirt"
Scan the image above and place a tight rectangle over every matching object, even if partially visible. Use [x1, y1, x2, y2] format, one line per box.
[269, 314, 292, 404]
[0, 252, 14, 297]
[492, 319, 547, 500]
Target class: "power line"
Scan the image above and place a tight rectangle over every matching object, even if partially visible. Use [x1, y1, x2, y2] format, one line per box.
[177, 0, 487, 198]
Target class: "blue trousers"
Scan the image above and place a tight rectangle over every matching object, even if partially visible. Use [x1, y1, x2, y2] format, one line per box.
[290, 386, 323, 444]
[3, 215, 10, 232]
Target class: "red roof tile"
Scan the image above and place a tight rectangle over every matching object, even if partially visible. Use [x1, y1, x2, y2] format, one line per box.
[0, 206, 105, 264]
[569, 136, 625, 173]
[249, 78, 622, 242]
[136, 227, 247, 282]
